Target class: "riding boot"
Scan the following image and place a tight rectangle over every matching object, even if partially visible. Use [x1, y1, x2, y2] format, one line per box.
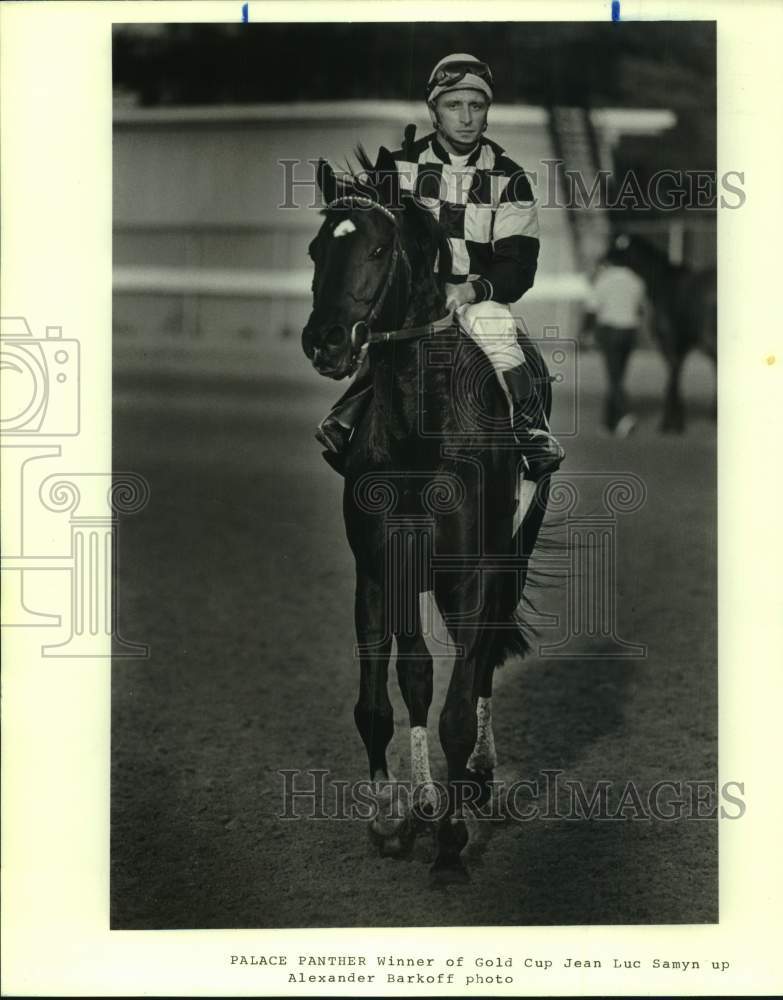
[501, 364, 565, 480]
[315, 374, 374, 472]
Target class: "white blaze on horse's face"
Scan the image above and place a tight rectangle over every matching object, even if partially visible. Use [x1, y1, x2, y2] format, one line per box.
[333, 218, 357, 238]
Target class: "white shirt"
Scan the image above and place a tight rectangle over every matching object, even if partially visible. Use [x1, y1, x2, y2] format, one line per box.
[587, 264, 646, 328]
[447, 151, 473, 168]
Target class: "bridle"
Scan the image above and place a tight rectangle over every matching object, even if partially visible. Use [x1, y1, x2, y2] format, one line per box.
[325, 195, 445, 375]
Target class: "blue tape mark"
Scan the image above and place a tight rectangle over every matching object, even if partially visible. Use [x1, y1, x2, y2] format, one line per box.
[242, 2, 248, 22]
[611, 0, 621, 20]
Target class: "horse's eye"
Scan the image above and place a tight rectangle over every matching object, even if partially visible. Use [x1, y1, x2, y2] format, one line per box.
[369, 245, 386, 260]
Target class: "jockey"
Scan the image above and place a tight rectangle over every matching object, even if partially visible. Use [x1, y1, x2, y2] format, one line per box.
[316, 53, 564, 479]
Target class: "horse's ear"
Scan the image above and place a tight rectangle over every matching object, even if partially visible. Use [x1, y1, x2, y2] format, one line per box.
[316, 158, 337, 205]
[403, 123, 417, 161]
[374, 146, 401, 210]
[375, 145, 396, 173]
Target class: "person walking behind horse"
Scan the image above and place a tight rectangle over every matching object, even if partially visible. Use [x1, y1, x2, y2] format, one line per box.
[582, 239, 649, 437]
[315, 53, 564, 479]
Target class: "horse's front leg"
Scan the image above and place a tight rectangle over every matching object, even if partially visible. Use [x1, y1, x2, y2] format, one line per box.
[461, 672, 503, 866]
[433, 648, 478, 882]
[354, 571, 411, 857]
[430, 565, 494, 882]
[395, 605, 438, 820]
[466, 689, 498, 799]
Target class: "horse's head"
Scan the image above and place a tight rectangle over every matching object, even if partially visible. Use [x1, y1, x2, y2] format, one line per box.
[302, 148, 449, 380]
[301, 151, 403, 380]
[608, 230, 670, 276]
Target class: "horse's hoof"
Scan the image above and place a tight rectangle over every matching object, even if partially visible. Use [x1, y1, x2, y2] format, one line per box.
[413, 804, 437, 825]
[378, 835, 404, 858]
[412, 826, 437, 863]
[368, 817, 415, 860]
[461, 810, 495, 867]
[446, 816, 470, 854]
[460, 845, 485, 868]
[429, 859, 471, 886]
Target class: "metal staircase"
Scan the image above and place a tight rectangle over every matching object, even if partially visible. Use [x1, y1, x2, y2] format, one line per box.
[547, 106, 611, 274]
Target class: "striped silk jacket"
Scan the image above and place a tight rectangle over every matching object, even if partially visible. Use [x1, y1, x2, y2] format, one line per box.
[391, 132, 540, 305]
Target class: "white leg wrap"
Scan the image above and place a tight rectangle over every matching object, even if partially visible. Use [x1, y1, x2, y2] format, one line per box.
[467, 697, 498, 772]
[410, 726, 438, 810]
[410, 726, 433, 786]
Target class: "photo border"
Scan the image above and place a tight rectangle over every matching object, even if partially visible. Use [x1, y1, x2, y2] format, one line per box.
[2, 0, 782, 995]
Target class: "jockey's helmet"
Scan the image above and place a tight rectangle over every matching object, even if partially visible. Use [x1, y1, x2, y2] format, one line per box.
[426, 54, 494, 104]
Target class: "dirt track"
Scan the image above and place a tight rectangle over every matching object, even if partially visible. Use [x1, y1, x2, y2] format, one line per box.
[111, 351, 717, 928]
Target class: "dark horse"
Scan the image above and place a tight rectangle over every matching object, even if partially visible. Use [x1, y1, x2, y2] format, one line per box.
[613, 232, 717, 432]
[301, 147, 555, 881]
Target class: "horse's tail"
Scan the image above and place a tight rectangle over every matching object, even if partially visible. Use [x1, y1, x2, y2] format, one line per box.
[437, 329, 559, 667]
[439, 568, 534, 666]
[494, 333, 554, 661]
[445, 474, 553, 669]
[459, 338, 556, 669]
[491, 473, 553, 666]
[483, 579, 535, 664]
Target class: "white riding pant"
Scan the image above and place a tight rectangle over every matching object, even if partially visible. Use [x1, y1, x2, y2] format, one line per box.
[455, 301, 526, 374]
[455, 301, 529, 419]
[456, 301, 554, 435]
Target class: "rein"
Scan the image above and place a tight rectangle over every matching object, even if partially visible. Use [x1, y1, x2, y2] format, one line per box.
[326, 195, 450, 372]
[366, 314, 455, 344]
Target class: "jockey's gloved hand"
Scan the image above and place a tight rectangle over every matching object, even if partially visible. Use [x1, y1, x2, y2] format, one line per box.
[444, 282, 476, 313]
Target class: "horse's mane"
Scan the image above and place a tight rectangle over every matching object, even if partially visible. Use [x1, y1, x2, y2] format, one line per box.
[341, 145, 453, 303]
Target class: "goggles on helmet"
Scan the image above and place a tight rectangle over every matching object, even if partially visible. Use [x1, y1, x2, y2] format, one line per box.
[426, 60, 493, 98]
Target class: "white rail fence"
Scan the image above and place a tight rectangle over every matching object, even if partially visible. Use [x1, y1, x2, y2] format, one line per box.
[112, 102, 688, 379]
